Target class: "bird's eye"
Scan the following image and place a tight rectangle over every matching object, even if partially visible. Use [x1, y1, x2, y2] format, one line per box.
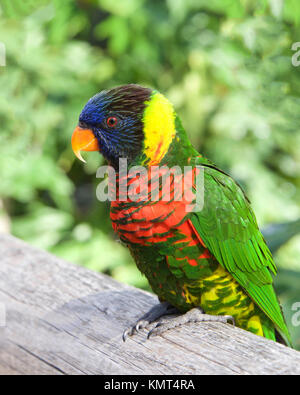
[78, 120, 89, 129]
[106, 116, 118, 128]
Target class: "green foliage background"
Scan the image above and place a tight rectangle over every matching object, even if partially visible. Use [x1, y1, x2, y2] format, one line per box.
[0, 0, 300, 348]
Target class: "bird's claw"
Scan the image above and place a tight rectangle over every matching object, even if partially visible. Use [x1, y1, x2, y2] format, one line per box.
[147, 322, 164, 339]
[123, 306, 234, 341]
[123, 320, 151, 341]
[146, 310, 235, 339]
[123, 302, 178, 342]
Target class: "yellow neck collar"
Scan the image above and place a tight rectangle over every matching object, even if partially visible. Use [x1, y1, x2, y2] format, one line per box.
[142, 92, 176, 165]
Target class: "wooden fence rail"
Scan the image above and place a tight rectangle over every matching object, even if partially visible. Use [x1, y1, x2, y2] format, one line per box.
[0, 234, 299, 375]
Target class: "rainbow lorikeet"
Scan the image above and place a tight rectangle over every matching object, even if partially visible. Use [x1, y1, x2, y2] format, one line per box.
[72, 84, 292, 347]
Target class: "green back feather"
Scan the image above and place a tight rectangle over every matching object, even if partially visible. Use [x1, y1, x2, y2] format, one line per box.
[189, 160, 292, 346]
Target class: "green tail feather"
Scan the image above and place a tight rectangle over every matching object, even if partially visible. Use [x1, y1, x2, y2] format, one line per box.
[262, 316, 293, 348]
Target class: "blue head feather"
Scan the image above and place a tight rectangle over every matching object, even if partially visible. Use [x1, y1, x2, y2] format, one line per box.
[78, 84, 152, 167]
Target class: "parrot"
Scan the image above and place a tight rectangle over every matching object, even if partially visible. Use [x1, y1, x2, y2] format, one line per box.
[71, 84, 292, 347]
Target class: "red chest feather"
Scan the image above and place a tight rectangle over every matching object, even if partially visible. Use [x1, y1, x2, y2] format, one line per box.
[110, 167, 200, 245]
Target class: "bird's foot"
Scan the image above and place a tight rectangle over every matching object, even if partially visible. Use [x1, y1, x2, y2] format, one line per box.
[147, 307, 235, 339]
[123, 302, 178, 341]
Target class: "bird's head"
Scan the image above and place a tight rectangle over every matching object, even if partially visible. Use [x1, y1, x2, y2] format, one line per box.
[72, 84, 177, 168]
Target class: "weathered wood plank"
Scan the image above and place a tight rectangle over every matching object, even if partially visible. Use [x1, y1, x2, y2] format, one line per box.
[0, 233, 299, 375]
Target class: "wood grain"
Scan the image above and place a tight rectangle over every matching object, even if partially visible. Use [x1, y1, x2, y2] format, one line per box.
[0, 234, 299, 375]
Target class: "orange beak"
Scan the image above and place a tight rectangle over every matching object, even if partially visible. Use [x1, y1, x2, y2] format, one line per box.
[71, 126, 100, 163]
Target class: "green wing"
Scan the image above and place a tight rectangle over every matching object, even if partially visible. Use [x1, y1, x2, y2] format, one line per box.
[190, 161, 291, 346]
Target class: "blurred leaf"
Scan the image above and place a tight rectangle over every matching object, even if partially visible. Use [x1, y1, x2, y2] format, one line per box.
[12, 204, 74, 250]
[262, 219, 300, 254]
[274, 268, 300, 350]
